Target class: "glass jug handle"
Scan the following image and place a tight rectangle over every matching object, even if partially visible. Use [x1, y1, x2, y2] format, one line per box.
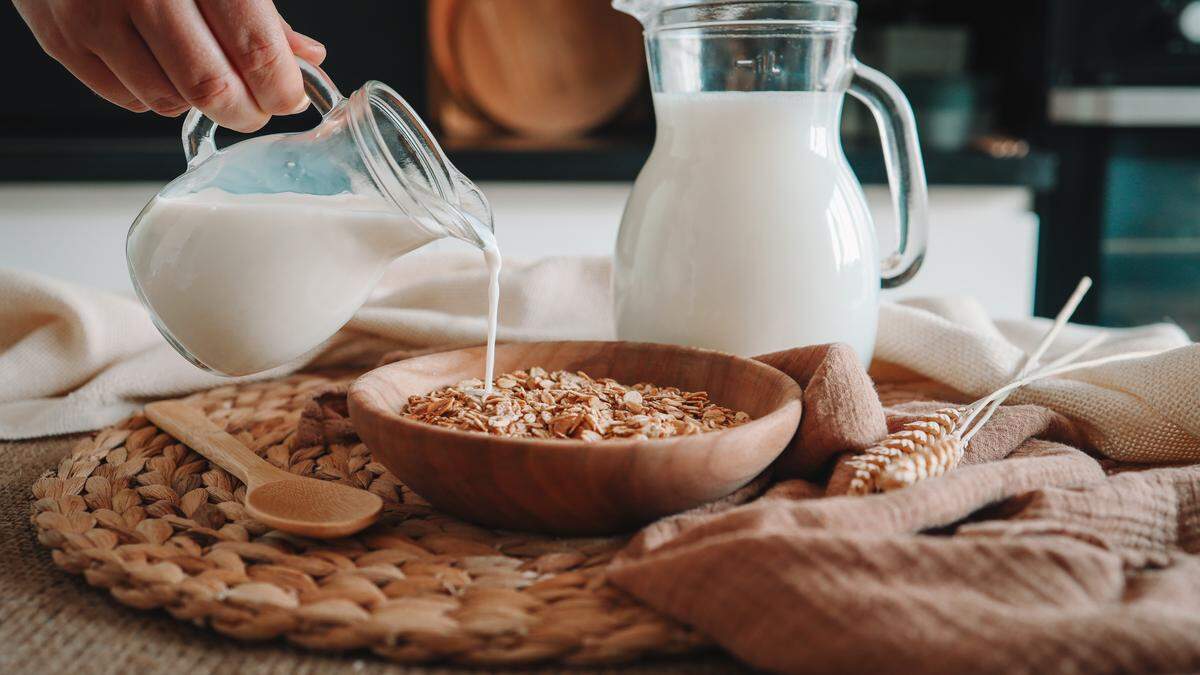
[182, 59, 344, 166]
[848, 61, 929, 288]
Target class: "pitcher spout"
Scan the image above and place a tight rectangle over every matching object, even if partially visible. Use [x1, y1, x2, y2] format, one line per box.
[344, 78, 495, 251]
[432, 204, 495, 251]
[446, 168, 496, 250]
[612, 0, 659, 26]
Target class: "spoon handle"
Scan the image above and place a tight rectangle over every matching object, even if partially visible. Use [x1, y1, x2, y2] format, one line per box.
[144, 400, 280, 488]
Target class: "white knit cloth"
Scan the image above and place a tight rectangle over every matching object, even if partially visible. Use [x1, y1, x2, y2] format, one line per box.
[878, 299, 1198, 463]
[1, 255, 1196, 464]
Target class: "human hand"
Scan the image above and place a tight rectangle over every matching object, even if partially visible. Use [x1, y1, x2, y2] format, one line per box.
[13, 0, 327, 132]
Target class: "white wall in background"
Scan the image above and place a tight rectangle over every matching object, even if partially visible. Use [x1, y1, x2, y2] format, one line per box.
[421, 182, 1040, 319]
[421, 182, 633, 259]
[0, 183, 159, 292]
[0, 182, 1037, 318]
[870, 187, 1039, 319]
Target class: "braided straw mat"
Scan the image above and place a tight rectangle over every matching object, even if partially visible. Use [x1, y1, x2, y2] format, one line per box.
[27, 371, 716, 668]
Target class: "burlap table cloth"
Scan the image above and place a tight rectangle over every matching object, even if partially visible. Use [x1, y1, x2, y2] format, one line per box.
[3, 253, 1199, 673]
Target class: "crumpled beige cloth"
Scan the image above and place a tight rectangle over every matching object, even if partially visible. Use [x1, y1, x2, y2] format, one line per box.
[608, 342, 1200, 674]
[611, 447, 1200, 674]
[1, 252, 1195, 454]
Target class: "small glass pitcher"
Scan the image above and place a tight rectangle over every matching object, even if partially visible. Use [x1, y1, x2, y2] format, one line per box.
[613, 0, 928, 364]
[127, 60, 493, 376]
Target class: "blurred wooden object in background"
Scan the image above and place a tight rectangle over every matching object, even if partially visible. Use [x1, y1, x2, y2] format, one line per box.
[427, 0, 645, 140]
[427, 0, 497, 138]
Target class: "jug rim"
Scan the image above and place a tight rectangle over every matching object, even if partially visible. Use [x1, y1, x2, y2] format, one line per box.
[621, 0, 857, 33]
[346, 79, 494, 248]
[359, 81, 453, 201]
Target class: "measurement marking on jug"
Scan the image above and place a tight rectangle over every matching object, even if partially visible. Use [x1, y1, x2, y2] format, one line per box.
[735, 53, 783, 76]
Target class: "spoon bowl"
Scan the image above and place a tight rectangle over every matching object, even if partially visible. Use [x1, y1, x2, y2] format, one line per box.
[242, 478, 385, 539]
[145, 401, 383, 539]
[348, 340, 803, 535]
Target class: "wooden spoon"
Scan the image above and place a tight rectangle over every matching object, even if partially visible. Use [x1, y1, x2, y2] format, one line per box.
[144, 401, 382, 539]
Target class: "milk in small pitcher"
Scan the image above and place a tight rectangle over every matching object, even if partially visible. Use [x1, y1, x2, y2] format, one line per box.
[129, 189, 503, 377]
[126, 59, 502, 381]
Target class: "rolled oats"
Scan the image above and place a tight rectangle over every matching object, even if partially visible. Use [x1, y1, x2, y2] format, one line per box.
[402, 367, 751, 441]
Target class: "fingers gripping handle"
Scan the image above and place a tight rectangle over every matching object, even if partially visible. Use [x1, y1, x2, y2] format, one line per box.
[849, 61, 929, 288]
[182, 59, 344, 165]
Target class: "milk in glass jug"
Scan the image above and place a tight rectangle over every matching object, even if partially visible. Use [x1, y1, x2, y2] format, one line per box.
[127, 60, 496, 376]
[613, 0, 928, 364]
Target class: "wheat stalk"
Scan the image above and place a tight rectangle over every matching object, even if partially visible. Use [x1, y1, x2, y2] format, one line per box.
[845, 408, 962, 495]
[845, 278, 1163, 495]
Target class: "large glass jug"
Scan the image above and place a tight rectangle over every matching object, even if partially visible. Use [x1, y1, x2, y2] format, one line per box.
[613, 0, 928, 364]
[127, 60, 493, 376]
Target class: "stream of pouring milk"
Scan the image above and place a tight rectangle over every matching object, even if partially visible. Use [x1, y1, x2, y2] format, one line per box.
[480, 231, 501, 395]
[129, 189, 502, 382]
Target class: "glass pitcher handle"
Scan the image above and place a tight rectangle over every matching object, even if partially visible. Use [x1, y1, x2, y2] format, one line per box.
[848, 61, 929, 288]
[182, 59, 344, 166]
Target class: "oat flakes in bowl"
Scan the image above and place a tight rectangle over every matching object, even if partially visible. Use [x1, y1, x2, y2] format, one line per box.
[402, 367, 752, 441]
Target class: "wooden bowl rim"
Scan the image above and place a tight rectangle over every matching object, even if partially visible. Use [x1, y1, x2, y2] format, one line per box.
[348, 340, 804, 453]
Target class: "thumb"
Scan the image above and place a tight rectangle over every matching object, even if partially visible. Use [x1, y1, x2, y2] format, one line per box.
[280, 18, 327, 65]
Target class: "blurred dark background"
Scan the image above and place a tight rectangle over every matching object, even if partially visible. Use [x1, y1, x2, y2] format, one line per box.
[1, 0, 1197, 332]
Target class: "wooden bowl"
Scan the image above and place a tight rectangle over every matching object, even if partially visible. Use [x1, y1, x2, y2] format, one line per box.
[348, 341, 802, 535]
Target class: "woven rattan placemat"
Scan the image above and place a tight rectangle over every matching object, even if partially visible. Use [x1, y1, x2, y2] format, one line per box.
[27, 371, 713, 668]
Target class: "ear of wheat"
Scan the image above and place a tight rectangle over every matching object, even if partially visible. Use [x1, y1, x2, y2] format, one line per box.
[846, 278, 1163, 495]
[846, 409, 962, 495]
